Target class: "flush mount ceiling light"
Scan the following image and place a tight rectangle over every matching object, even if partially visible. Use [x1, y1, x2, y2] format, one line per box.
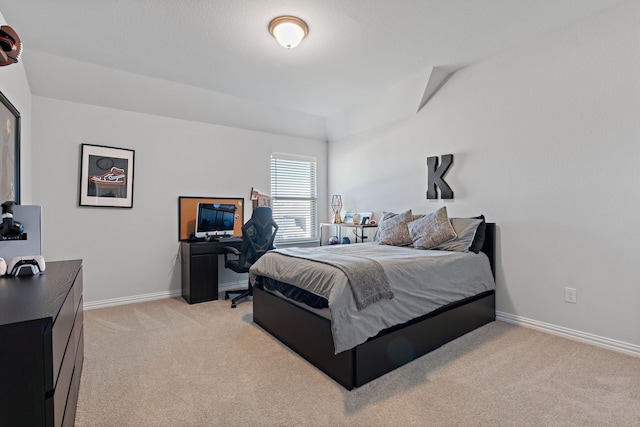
[269, 16, 308, 49]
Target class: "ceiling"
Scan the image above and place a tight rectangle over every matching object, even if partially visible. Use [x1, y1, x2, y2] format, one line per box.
[0, 0, 624, 118]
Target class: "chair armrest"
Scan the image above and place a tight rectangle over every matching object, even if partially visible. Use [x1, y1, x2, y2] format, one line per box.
[220, 245, 241, 265]
[220, 245, 241, 256]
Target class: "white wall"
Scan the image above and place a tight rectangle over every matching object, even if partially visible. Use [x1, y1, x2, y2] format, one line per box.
[0, 11, 32, 203]
[31, 96, 327, 305]
[328, 1, 640, 349]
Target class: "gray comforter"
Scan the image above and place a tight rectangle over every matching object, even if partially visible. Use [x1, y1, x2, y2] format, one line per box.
[273, 245, 393, 310]
[250, 243, 495, 354]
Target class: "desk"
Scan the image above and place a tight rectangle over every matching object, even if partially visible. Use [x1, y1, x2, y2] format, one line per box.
[180, 239, 243, 304]
[319, 223, 378, 246]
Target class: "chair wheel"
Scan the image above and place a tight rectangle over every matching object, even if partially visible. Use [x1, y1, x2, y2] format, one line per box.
[231, 303, 237, 308]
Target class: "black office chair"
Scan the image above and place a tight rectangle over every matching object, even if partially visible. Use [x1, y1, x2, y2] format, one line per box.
[222, 207, 278, 308]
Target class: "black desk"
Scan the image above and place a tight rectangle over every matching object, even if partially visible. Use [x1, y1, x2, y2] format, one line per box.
[180, 239, 243, 304]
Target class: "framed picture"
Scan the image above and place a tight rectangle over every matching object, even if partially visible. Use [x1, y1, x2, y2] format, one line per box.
[344, 211, 373, 225]
[359, 211, 373, 225]
[344, 212, 355, 224]
[250, 187, 271, 208]
[0, 91, 20, 204]
[79, 144, 135, 208]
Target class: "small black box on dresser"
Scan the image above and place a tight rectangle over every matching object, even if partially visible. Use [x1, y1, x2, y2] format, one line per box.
[0, 260, 84, 427]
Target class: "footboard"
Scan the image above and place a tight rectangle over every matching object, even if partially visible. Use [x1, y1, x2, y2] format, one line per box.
[253, 285, 355, 388]
[253, 283, 495, 389]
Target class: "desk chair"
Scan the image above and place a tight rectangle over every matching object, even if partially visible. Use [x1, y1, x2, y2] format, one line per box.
[222, 207, 278, 308]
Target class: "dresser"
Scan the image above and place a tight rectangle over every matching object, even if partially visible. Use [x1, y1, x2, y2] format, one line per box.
[0, 260, 84, 427]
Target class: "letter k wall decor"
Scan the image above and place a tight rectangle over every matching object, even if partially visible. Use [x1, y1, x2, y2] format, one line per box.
[426, 154, 454, 199]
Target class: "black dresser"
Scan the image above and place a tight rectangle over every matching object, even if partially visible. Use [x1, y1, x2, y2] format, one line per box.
[0, 260, 84, 426]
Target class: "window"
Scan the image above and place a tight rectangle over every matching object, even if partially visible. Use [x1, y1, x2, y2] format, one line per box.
[271, 153, 317, 243]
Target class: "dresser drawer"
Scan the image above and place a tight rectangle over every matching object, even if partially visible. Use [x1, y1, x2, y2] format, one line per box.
[74, 297, 84, 352]
[73, 269, 83, 312]
[45, 350, 71, 427]
[51, 299, 83, 427]
[62, 328, 84, 427]
[48, 285, 75, 392]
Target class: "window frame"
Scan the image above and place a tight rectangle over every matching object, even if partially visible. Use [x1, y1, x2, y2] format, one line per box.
[270, 153, 318, 244]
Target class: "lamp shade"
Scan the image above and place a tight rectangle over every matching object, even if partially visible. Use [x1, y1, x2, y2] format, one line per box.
[331, 195, 342, 224]
[269, 16, 308, 49]
[331, 195, 342, 212]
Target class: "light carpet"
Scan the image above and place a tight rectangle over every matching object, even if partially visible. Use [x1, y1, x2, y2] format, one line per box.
[75, 297, 640, 426]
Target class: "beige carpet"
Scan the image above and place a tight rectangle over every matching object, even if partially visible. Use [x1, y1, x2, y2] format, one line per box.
[75, 297, 640, 426]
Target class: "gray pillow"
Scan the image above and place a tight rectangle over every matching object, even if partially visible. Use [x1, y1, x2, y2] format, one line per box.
[377, 209, 413, 246]
[374, 211, 396, 242]
[408, 206, 457, 249]
[434, 218, 483, 252]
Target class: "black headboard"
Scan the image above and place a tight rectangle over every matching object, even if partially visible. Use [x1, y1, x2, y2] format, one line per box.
[481, 223, 496, 278]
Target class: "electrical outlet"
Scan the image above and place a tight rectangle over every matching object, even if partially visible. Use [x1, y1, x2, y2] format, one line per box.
[564, 287, 577, 304]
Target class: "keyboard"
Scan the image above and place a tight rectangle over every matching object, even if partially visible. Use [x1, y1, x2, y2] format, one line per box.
[216, 236, 242, 243]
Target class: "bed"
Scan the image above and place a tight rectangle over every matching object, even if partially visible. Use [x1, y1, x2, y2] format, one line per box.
[251, 220, 496, 390]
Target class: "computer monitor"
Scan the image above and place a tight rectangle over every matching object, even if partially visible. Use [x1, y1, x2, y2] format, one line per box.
[195, 203, 237, 238]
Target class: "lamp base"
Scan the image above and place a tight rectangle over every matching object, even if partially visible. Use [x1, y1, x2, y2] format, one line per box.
[332, 213, 342, 224]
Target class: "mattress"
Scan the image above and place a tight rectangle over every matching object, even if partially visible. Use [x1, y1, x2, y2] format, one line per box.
[250, 243, 495, 354]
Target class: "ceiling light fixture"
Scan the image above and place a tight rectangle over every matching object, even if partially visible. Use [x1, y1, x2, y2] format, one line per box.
[269, 16, 308, 49]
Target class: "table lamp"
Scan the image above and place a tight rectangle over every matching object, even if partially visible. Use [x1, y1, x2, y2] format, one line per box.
[331, 195, 342, 224]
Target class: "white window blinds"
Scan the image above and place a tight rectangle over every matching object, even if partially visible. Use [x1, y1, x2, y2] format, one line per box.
[270, 153, 318, 243]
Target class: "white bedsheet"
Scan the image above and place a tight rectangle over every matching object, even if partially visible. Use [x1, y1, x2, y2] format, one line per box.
[250, 243, 495, 354]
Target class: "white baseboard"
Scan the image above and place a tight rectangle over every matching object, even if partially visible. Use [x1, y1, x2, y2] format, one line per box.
[86, 295, 639, 358]
[83, 281, 247, 311]
[84, 290, 182, 310]
[496, 311, 640, 358]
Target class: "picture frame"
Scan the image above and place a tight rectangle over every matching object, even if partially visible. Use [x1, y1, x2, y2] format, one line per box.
[0, 90, 20, 204]
[79, 144, 135, 208]
[344, 211, 373, 225]
[344, 212, 355, 224]
[359, 211, 373, 225]
[250, 187, 271, 208]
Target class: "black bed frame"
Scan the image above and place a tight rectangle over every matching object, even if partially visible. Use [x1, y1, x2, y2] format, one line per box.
[253, 223, 496, 390]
